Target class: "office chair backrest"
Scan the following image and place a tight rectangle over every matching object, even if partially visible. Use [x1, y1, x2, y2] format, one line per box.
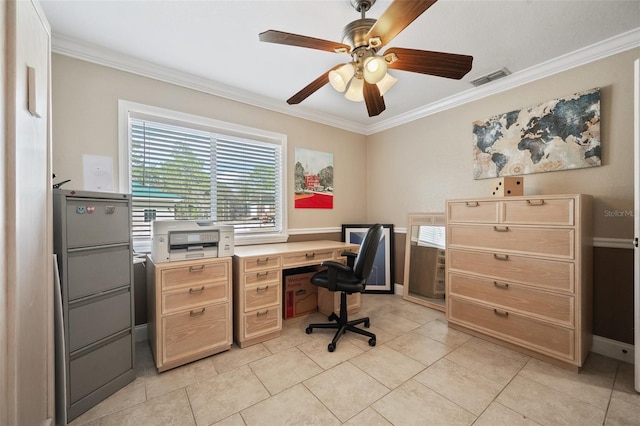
[353, 224, 384, 281]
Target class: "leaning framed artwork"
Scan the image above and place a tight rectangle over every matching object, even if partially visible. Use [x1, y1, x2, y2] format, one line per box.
[342, 224, 394, 294]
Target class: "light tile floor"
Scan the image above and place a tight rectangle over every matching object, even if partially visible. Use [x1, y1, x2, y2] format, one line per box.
[70, 294, 639, 426]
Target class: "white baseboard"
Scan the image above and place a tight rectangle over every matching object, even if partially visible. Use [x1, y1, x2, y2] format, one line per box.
[135, 324, 148, 342]
[591, 335, 635, 364]
[394, 283, 403, 296]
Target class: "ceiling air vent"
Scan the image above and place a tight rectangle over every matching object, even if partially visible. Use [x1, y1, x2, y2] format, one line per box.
[471, 68, 511, 87]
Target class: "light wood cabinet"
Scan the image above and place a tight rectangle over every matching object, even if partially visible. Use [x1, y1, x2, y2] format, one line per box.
[233, 241, 358, 348]
[446, 194, 592, 370]
[147, 257, 232, 372]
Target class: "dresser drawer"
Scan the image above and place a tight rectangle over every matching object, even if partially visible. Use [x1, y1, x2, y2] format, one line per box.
[449, 297, 574, 360]
[241, 306, 281, 339]
[448, 200, 499, 223]
[282, 249, 334, 268]
[448, 225, 574, 259]
[243, 269, 281, 287]
[162, 281, 228, 315]
[244, 283, 280, 312]
[448, 249, 573, 293]
[162, 303, 230, 365]
[449, 273, 573, 325]
[242, 255, 282, 273]
[161, 260, 229, 291]
[502, 198, 574, 226]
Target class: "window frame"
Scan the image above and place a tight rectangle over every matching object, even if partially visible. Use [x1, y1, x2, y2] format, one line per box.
[118, 100, 288, 249]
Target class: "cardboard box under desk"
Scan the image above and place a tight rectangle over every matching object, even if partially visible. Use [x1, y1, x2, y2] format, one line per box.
[283, 270, 318, 319]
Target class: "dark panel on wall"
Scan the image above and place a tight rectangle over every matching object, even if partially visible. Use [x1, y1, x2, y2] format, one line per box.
[133, 261, 147, 326]
[593, 247, 634, 344]
[395, 233, 406, 286]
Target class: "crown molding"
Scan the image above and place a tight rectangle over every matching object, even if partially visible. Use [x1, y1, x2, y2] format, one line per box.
[51, 28, 639, 136]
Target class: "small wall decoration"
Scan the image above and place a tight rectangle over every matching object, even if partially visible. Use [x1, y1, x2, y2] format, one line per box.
[342, 224, 394, 294]
[294, 147, 334, 209]
[473, 88, 601, 179]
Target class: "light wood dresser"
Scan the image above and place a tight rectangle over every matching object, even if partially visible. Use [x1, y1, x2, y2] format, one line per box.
[147, 256, 232, 372]
[445, 194, 593, 371]
[233, 241, 358, 348]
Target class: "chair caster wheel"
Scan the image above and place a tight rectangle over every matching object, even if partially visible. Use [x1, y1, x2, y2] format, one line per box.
[328, 343, 335, 352]
[368, 337, 376, 347]
[328, 313, 337, 321]
[305, 327, 312, 334]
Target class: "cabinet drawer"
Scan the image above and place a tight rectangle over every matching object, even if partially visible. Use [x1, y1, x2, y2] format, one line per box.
[67, 245, 131, 300]
[449, 273, 573, 325]
[448, 200, 499, 223]
[242, 255, 282, 273]
[282, 249, 334, 268]
[503, 198, 574, 225]
[69, 333, 132, 403]
[243, 269, 281, 287]
[68, 290, 131, 352]
[65, 198, 130, 248]
[242, 306, 281, 339]
[449, 297, 574, 361]
[448, 225, 574, 259]
[448, 249, 574, 293]
[161, 260, 229, 291]
[162, 281, 228, 315]
[162, 303, 230, 365]
[244, 283, 280, 312]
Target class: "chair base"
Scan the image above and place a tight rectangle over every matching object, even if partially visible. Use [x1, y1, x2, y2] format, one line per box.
[305, 292, 376, 352]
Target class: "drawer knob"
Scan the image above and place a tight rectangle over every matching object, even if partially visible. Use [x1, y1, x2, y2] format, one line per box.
[526, 199, 545, 206]
[256, 285, 269, 293]
[256, 257, 270, 265]
[305, 252, 315, 259]
[256, 309, 269, 317]
[256, 271, 269, 278]
[493, 254, 510, 261]
[465, 201, 479, 207]
[493, 309, 509, 317]
[493, 281, 509, 289]
[189, 286, 205, 294]
[190, 308, 206, 317]
[493, 226, 509, 232]
[189, 265, 205, 273]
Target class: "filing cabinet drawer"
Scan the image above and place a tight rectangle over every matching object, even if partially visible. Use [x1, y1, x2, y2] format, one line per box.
[65, 198, 130, 248]
[449, 297, 574, 360]
[242, 306, 281, 339]
[447, 200, 499, 223]
[69, 333, 132, 404]
[244, 283, 280, 312]
[282, 249, 334, 268]
[242, 256, 282, 273]
[67, 245, 131, 300]
[68, 290, 131, 352]
[243, 269, 280, 287]
[162, 281, 228, 315]
[162, 303, 230, 364]
[448, 249, 573, 293]
[503, 198, 574, 225]
[449, 273, 573, 325]
[161, 260, 230, 290]
[448, 225, 574, 259]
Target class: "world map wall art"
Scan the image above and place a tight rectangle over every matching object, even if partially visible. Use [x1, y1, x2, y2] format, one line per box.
[472, 88, 601, 179]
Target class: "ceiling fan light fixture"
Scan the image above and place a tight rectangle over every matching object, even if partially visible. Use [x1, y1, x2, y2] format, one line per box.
[344, 76, 364, 102]
[329, 63, 355, 92]
[363, 56, 388, 84]
[376, 72, 397, 96]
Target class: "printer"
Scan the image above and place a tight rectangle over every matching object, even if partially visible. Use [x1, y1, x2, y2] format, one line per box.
[151, 220, 234, 263]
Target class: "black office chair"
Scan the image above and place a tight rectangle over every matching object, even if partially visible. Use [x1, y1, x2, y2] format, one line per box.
[305, 223, 383, 352]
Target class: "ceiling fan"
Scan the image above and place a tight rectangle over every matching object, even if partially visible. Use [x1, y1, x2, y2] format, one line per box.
[259, 0, 473, 117]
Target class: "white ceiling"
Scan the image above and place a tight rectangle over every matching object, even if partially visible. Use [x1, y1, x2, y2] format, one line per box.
[40, 0, 640, 134]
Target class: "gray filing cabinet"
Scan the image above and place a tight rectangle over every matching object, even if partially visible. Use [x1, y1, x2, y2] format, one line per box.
[53, 189, 135, 424]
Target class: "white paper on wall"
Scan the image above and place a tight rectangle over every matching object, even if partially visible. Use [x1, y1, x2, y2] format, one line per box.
[82, 154, 114, 192]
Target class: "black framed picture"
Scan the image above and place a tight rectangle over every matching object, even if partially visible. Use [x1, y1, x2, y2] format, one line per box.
[341, 224, 394, 294]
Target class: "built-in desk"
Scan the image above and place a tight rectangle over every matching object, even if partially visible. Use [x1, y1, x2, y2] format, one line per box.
[233, 240, 358, 348]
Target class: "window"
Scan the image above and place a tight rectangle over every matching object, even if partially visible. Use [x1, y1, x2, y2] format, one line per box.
[119, 101, 287, 252]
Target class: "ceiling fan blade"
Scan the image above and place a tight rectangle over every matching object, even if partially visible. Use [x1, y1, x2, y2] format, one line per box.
[363, 81, 386, 117]
[259, 30, 351, 53]
[385, 47, 473, 79]
[365, 0, 438, 49]
[286, 65, 342, 105]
